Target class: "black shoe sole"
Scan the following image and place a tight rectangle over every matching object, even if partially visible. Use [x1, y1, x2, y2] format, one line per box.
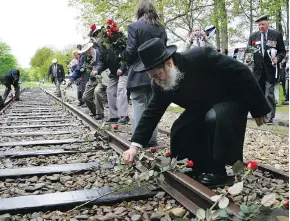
[200, 176, 235, 188]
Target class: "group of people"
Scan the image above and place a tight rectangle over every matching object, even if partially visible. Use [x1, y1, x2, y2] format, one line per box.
[1, 0, 286, 187]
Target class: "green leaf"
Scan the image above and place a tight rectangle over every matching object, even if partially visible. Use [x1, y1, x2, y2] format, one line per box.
[211, 210, 220, 219]
[239, 211, 245, 217]
[205, 209, 211, 221]
[218, 196, 229, 209]
[249, 202, 260, 212]
[150, 160, 156, 169]
[232, 160, 245, 174]
[228, 181, 244, 195]
[170, 158, 178, 168]
[196, 208, 206, 220]
[219, 209, 228, 218]
[211, 195, 223, 202]
[240, 203, 250, 214]
[149, 170, 154, 177]
[261, 193, 276, 207]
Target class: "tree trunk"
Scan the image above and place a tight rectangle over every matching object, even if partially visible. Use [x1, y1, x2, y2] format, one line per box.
[214, 0, 221, 50]
[286, 0, 289, 40]
[249, 0, 253, 35]
[220, 0, 228, 51]
[275, 1, 283, 34]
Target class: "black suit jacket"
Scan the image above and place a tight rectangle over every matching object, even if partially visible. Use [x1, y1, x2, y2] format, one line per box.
[248, 29, 286, 82]
[2, 69, 20, 86]
[131, 47, 271, 146]
[48, 64, 65, 82]
[96, 46, 121, 78]
[121, 19, 167, 89]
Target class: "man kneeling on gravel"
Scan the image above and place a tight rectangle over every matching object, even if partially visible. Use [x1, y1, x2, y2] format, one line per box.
[0, 69, 21, 106]
[122, 38, 270, 187]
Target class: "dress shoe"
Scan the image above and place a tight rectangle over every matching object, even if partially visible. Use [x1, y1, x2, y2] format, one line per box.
[77, 101, 85, 106]
[118, 116, 129, 124]
[106, 118, 119, 123]
[95, 114, 104, 120]
[198, 173, 233, 187]
[145, 142, 158, 148]
[265, 119, 273, 125]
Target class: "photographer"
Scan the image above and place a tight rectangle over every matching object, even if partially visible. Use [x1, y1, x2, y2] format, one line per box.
[183, 25, 213, 51]
[68, 49, 87, 106]
[67, 42, 106, 119]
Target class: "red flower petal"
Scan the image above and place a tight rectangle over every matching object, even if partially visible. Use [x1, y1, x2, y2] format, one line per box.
[246, 161, 258, 171]
[113, 124, 118, 130]
[186, 160, 194, 168]
[165, 152, 172, 157]
[112, 23, 117, 27]
[90, 24, 96, 30]
[106, 19, 113, 25]
[106, 31, 111, 37]
[151, 147, 157, 153]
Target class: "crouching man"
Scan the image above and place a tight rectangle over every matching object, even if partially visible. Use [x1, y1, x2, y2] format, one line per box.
[0, 69, 21, 106]
[123, 38, 270, 186]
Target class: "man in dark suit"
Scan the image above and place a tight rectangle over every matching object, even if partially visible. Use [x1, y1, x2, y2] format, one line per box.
[123, 38, 270, 186]
[48, 58, 65, 97]
[0, 69, 21, 106]
[248, 15, 286, 124]
[121, 0, 167, 147]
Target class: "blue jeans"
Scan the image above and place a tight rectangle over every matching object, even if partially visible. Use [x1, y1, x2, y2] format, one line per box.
[130, 85, 158, 145]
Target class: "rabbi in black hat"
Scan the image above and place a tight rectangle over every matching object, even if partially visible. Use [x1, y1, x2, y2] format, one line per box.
[123, 38, 271, 186]
[248, 15, 286, 124]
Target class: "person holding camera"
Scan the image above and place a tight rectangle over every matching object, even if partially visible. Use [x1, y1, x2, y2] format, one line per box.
[68, 49, 87, 106]
[66, 42, 106, 119]
[183, 25, 213, 51]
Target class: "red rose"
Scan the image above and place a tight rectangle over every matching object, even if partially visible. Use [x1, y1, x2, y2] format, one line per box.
[106, 31, 111, 37]
[110, 26, 119, 32]
[113, 124, 118, 130]
[186, 160, 194, 168]
[90, 24, 96, 30]
[285, 200, 289, 209]
[246, 161, 258, 171]
[106, 19, 113, 25]
[165, 152, 172, 157]
[106, 25, 111, 29]
[151, 147, 157, 153]
[252, 40, 256, 45]
[112, 23, 117, 27]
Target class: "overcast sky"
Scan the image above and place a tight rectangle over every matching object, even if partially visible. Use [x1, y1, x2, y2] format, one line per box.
[0, 0, 83, 68]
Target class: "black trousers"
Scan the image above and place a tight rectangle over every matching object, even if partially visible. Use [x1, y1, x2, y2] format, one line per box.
[170, 102, 248, 175]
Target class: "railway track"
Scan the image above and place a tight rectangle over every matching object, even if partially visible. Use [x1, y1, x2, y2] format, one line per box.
[0, 88, 288, 220]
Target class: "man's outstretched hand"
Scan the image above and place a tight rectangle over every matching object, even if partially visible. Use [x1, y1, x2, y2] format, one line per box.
[123, 146, 139, 165]
[254, 115, 267, 126]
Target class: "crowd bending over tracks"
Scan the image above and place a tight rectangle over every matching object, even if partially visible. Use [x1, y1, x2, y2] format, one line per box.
[0, 87, 288, 221]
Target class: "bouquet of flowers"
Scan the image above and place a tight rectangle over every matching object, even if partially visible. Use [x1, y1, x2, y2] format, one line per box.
[244, 40, 260, 65]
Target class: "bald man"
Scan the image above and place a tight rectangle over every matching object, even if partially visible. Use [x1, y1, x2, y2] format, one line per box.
[248, 15, 286, 124]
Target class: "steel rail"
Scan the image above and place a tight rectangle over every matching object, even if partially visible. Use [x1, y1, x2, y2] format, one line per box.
[158, 128, 289, 181]
[43, 89, 241, 216]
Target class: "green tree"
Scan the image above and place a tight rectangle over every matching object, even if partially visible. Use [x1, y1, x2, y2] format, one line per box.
[0, 41, 17, 78]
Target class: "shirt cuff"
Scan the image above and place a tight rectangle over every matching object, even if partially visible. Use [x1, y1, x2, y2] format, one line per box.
[131, 142, 143, 148]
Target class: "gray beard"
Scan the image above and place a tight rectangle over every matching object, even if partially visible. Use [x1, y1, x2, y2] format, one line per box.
[159, 66, 184, 91]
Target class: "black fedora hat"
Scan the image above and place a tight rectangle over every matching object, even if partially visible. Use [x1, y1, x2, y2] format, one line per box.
[133, 38, 177, 73]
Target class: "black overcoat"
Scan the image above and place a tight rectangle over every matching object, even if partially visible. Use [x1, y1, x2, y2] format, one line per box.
[121, 19, 167, 89]
[48, 64, 65, 83]
[248, 29, 286, 83]
[131, 47, 271, 165]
